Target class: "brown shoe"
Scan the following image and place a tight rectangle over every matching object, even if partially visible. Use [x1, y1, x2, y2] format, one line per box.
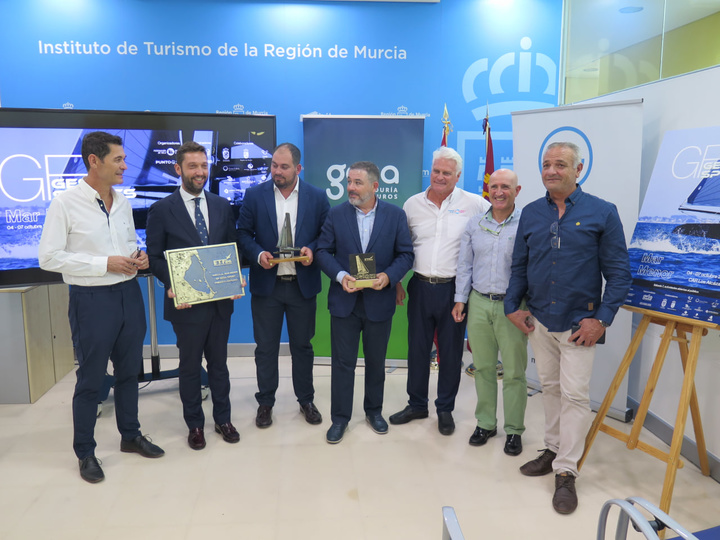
[188, 427, 206, 450]
[519, 448, 556, 476]
[256, 405, 273, 428]
[215, 422, 240, 443]
[552, 472, 578, 514]
[299, 402, 322, 425]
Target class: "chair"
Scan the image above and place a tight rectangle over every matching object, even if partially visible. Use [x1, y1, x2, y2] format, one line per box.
[442, 506, 465, 540]
[597, 497, 699, 540]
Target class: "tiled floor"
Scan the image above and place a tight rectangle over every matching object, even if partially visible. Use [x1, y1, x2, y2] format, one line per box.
[1, 353, 718, 539]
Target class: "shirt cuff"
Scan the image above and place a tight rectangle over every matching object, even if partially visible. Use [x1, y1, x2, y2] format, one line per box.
[336, 270, 349, 284]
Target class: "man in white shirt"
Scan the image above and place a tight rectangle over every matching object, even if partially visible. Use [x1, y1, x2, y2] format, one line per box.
[390, 147, 489, 435]
[39, 131, 165, 484]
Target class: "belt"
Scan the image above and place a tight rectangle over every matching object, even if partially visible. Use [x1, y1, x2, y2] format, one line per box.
[415, 273, 454, 284]
[479, 292, 505, 301]
[277, 275, 297, 282]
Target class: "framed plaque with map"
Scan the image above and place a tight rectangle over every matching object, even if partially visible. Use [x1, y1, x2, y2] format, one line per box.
[165, 242, 244, 307]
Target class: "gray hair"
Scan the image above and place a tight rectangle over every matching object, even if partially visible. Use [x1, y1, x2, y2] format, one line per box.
[432, 146, 462, 174]
[546, 142, 582, 169]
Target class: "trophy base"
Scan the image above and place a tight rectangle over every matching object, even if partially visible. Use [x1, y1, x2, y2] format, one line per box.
[349, 278, 376, 289]
[268, 255, 310, 266]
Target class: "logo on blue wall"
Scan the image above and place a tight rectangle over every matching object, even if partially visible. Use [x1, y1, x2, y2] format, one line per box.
[538, 127, 593, 185]
[462, 37, 557, 121]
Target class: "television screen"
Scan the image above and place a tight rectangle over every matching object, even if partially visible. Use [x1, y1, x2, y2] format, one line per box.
[0, 108, 276, 287]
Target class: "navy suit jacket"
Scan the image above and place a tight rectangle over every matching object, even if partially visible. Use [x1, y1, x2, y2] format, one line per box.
[237, 179, 330, 299]
[146, 188, 237, 325]
[316, 199, 414, 322]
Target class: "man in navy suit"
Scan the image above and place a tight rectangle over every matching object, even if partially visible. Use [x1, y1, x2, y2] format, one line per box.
[237, 143, 330, 429]
[146, 141, 243, 450]
[316, 161, 414, 444]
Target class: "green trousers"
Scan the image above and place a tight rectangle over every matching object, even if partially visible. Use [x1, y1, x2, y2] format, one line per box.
[467, 291, 528, 435]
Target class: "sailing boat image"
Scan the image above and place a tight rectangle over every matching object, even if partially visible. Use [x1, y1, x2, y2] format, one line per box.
[348, 252, 376, 289]
[673, 169, 720, 239]
[268, 213, 310, 266]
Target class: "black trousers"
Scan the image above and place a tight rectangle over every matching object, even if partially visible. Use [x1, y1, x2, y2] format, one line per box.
[251, 279, 317, 407]
[172, 303, 232, 430]
[69, 279, 145, 459]
[406, 275, 466, 413]
[330, 293, 392, 425]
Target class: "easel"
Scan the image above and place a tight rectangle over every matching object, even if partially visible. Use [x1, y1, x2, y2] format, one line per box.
[579, 305, 714, 517]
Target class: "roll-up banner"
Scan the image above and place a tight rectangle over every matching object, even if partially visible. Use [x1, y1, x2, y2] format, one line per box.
[303, 115, 424, 359]
[511, 99, 643, 420]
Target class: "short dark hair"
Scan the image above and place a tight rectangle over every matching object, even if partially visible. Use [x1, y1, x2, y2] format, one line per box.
[176, 141, 207, 166]
[349, 161, 380, 184]
[274, 142, 301, 167]
[81, 131, 123, 170]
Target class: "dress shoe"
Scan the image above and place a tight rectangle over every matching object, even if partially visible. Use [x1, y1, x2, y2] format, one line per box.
[326, 423, 347, 444]
[504, 434, 523, 456]
[78, 456, 104, 484]
[552, 472, 578, 514]
[366, 414, 389, 434]
[299, 402, 322, 425]
[389, 405, 428, 425]
[437, 411, 455, 435]
[120, 435, 165, 458]
[215, 422, 240, 443]
[256, 405, 273, 428]
[469, 426, 497, 446]
[188, 427, 206, 450]
[519, 448, 556, 476]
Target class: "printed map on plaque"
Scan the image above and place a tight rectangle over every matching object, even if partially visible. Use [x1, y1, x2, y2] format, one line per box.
[625, 126, 720, 323]
[165, 242, 244, 307]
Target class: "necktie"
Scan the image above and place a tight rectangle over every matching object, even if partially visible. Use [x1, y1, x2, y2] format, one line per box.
[194, 197, 209, 245]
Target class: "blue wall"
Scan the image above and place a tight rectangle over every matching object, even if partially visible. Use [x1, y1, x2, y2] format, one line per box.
[0, 0, 562, 345]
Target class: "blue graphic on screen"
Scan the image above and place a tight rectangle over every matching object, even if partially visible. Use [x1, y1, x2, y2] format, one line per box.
[0, 114, 275, 281]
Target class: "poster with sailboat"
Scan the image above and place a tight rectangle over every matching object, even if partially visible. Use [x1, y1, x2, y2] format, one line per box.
[625, 125, 720, 323]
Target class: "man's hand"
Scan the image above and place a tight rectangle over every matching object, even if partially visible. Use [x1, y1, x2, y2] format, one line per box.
[299, 246, 313, 266]
[569, 318, 605, 347]
[507, 310, 535, 335]
[371, 272, 390, 291]
[451, 302, 466, 323]
[167, 287, 192, 309]
[108, 255, 141, 276]
[259, 251, 275, 270]
[132, 250, 150, 271]
[230, 275, 248, 300]
[341, 274, 360, 293]
[395, 282, 406, 306]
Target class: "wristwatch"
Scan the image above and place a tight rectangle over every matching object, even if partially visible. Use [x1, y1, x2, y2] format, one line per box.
[597, 320, 610, 328]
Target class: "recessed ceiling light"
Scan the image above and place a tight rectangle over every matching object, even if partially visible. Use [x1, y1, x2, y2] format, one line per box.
[619, 6, 643, 14]
[583, 67, 599, 72]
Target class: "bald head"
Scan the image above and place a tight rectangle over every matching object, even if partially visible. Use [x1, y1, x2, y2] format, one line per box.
[487, 168, 520, 219]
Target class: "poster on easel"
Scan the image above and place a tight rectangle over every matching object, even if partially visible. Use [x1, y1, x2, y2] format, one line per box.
[626, 125, 720, 323]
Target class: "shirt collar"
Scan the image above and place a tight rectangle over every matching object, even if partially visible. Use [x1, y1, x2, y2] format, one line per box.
[423, 185, 459, 207]
[483, 206, 519, 225]
[545, 184, 583, 206]
[354, 196, 378, 217]
[273, 177, 300, 198]
[180, 186, 205, 203]
[79, 177, 117, 203]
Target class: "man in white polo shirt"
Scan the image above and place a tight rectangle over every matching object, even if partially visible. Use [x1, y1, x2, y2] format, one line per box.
[390, 146, 489, 435]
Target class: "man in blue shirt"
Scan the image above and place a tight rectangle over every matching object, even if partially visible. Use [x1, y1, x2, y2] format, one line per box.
[452, 169, 527, 457]
[504, 142, 631, 515]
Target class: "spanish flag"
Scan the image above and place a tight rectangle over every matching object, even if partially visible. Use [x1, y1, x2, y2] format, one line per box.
[482, 108, 494, 202]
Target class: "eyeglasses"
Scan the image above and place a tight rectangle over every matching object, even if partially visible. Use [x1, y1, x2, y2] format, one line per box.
[550, 221, 560, 249]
